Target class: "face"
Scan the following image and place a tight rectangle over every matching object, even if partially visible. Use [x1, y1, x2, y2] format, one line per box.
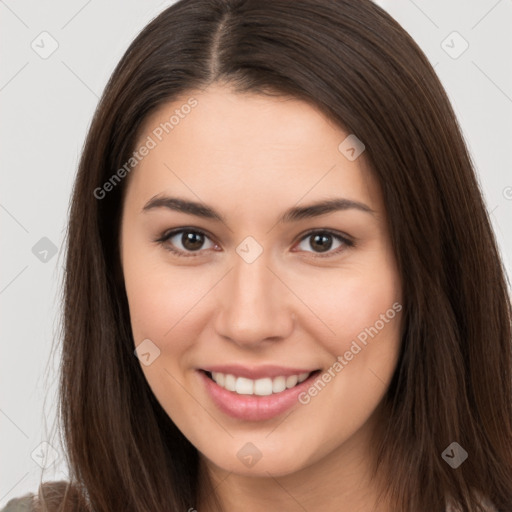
[120, 84, 403, 478]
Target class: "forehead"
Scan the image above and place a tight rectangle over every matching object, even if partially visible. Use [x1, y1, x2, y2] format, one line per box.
[125, 84, 383, 216]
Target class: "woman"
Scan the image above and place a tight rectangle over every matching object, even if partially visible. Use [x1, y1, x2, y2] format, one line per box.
[3, 0, 511, 510]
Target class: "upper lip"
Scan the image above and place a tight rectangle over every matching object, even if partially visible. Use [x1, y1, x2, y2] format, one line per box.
[199, 365, 318, 380]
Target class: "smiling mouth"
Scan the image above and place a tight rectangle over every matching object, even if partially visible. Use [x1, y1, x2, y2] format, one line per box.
[202, 369, 321, 396]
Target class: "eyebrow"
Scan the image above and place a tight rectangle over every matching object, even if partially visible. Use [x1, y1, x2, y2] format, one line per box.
[142, 195, 375, 223]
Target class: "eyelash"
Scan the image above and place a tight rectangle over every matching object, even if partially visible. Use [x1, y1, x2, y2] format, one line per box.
[154, 227, 355, 259]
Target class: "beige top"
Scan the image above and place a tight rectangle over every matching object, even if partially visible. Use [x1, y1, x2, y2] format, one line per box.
[0, 493, 37, 512]
[0, 491, 501, 511]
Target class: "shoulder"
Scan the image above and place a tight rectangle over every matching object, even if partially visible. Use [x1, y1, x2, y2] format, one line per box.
[0, 493, 37, 512]
[1, 480, 89, 512]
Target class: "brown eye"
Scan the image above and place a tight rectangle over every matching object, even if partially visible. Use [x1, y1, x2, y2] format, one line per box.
[156, 228, 217, 257]
[179, 231, 206, 251]
[308, 233, 334, 252]
[294, 230, 354, 257]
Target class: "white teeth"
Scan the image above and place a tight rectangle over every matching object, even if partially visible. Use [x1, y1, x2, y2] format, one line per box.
[224, 374, 236, 392]
[235, 377, 254, 395]
[209, 371, 312, 395]
[285, 375, 298, 388]
[254, 378, 273, 396]
[297, 372, 309, 383]
[272, 376, 286, 393]
[212, 372, 224, 387]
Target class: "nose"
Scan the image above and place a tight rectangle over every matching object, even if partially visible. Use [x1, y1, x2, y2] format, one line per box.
[213, 252, 295, 349]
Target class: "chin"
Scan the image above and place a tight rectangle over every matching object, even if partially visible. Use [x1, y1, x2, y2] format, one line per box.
[200, 438, 318, 478]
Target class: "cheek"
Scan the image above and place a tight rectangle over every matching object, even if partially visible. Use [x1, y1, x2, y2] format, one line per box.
[126, 277, 185, 336]
[339, 281, 400, 353]
[291, 263, 401, 358]
[294, 273, 402, 449]
[122, 252, 207, 426]
[121, 230, 206, 344]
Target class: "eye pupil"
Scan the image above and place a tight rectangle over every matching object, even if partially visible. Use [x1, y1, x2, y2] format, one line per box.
[310, 233, 332, 252]
[182, 231, 204, 251]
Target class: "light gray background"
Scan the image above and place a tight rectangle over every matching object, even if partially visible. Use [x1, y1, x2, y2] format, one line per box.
[1, 0, 511, 505]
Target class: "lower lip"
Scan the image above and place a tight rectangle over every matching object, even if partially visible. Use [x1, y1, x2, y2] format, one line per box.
[198, 370, 319, 421]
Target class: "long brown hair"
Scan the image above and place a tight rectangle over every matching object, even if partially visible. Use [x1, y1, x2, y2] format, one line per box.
[38, 0, 512, 510]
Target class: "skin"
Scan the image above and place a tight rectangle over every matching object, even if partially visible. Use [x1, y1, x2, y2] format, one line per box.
[120, 83, 403, 512]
